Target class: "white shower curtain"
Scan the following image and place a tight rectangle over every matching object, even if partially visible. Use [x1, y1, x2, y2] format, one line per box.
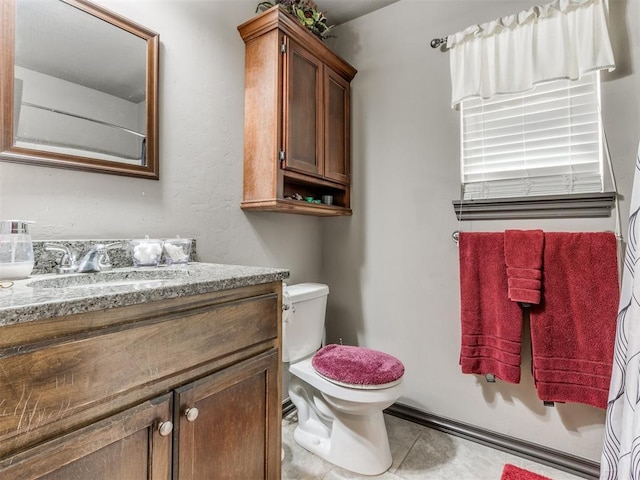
[601, 143, 640, 480]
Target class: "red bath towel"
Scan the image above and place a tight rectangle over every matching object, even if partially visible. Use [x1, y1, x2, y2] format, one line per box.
[504, 230, 544, 305]
[459, 232, 524, 383]
[529, 232, 619, 409]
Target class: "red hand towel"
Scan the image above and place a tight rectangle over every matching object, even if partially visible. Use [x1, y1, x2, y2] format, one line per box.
[529, 232, 619, 409]
[507, 268, 542, 280]
[508, 278, 542, 290]
[459, 232, 524, 383]
[508, 278, 542, 303]
[504, 230, 544, 305]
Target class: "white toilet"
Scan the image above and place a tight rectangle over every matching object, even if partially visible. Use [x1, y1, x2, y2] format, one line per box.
[283, 283, 404, 476]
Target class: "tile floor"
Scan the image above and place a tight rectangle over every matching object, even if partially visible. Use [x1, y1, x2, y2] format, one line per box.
[282, 411, 586, 480]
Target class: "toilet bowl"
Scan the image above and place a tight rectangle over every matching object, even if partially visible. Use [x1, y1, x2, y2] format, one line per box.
[283, 283, 405, 476]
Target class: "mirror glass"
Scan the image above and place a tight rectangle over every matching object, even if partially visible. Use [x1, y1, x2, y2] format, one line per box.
[1, 0, 159, 179]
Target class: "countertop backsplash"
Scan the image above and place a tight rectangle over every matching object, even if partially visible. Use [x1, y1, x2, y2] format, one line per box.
[32, 239, 198, 274]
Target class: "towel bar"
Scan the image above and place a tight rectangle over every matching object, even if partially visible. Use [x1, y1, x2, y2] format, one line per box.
[452, 231, 459, 245]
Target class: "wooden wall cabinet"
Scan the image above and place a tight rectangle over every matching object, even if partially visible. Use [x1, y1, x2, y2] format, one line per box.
[0, 283, 282, 479]
[238, 6, 357, 216]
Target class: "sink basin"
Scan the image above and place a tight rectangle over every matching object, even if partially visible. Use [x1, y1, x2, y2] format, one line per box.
[27, 269, 193, 290]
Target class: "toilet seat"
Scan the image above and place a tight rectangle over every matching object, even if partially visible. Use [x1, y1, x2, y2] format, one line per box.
[290, 357, 403, 403]
[311, 344, 405, 389]
[315, 371, 403, 390]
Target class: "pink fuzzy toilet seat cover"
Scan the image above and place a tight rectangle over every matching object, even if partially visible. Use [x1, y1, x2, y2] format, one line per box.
[311, 344, 404, 388]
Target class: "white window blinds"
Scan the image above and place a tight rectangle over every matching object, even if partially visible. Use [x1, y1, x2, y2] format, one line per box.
[460, 72, 604, 200]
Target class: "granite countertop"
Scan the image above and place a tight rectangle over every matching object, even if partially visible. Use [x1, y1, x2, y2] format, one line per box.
[0, 263, 289, 326]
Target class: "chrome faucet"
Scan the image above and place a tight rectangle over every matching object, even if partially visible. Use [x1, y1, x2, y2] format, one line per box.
[76, 243, 121, 273]
[45, 242, 121, 273]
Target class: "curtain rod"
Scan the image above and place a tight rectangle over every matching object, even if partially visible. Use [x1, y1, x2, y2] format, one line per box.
[21, 101, 145, 138]
[430, 37, 448, 50]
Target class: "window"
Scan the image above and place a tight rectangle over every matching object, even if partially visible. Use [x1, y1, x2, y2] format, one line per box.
[460, 72, 604, 201]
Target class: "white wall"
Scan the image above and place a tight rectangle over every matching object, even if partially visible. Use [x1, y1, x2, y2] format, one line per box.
[0, 0, 322, 284]
[323, 0, 640, 463]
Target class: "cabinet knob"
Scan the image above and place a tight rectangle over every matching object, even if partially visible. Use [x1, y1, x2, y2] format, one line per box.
[185, 407, 199, 422]
[158, 421, 173, 437]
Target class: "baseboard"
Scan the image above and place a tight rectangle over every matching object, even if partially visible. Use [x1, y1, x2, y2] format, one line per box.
[385, 403, 599, 480]
[282, 399, 598, 479]
[282, 398, 296, 417]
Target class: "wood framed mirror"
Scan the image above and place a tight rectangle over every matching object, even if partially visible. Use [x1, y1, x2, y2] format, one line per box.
[0, 0, 159, 179]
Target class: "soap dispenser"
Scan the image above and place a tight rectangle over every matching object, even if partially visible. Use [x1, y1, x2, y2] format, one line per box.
[0, 220, 34, 280]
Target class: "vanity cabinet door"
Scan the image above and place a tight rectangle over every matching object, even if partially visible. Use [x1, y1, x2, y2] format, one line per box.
[173, 349, 280, 480]
[0, 394, 172, 480]
[283, 37, 324, 177]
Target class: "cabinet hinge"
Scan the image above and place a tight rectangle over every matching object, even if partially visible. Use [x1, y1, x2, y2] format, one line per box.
[279, 150, 285, 163]
[281, 41, 286, 54]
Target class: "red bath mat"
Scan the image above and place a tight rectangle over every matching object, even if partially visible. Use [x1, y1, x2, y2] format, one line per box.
[501, 464, 553, 480]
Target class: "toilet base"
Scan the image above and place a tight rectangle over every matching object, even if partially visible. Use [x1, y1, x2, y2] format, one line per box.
[293, 409, 393, 476]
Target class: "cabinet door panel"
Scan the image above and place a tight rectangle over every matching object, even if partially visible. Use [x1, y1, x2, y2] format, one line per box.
[324, 67, 350, 184]
[0, 394, 172, 480]
[175, 350, 280, 480]
[284, 38, 323, 176]
[39, 430, 149, 480]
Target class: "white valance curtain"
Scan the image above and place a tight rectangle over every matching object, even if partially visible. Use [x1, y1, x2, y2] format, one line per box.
[448, 0, 615, 107]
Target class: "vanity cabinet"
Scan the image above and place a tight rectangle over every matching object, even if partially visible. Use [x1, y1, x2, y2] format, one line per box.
[238, 6, 357, 216]
[0, 282, 282, 479]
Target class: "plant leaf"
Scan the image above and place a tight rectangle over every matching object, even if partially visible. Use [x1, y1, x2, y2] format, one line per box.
[255, 1, 275, 13]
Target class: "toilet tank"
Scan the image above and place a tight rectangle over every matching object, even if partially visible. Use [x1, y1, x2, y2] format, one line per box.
[282, 283, 329, 363]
